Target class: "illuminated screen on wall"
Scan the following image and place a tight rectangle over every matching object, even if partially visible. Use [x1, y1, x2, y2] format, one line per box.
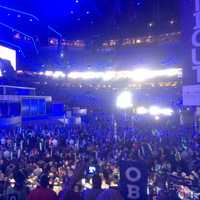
[0, 45, 16, 70]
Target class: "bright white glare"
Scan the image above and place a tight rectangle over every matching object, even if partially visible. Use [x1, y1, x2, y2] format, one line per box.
[131, 69, 152, 82]
[149, 106, 161, 116]
[160, 108, 174, 116]
[36, 68, 182, 82]
[116, 91, 133, 109]
[155, 116, 160, 120]
[52, 71, 66, 78]
[0, 45, 16, 70]
[60, 53, 64, 58]
[67, 68, 182, 82]
[68, 71, 103, 80]
[136, 107, 148, 115]
[44, 71, 65, 78]
[137, 106, 174, 117]
[103, 71, 116, 81]
[45, 71, 53, 76]
[16, 70, 23, 73]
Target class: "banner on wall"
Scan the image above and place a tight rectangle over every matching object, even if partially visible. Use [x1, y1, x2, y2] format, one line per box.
[181, 0, 200, 84]
[181, 0, 200, 105]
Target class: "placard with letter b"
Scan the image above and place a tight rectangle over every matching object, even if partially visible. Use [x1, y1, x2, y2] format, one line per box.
[119, 161, 148, 200]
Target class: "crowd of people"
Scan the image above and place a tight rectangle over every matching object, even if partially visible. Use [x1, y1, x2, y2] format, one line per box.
[0, 113, 199, 200]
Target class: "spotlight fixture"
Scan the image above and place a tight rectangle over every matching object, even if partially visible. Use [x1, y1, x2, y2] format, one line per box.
[116, 91, 133, 109]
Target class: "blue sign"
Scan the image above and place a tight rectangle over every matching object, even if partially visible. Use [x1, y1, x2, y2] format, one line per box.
[119, 161, 148, 200]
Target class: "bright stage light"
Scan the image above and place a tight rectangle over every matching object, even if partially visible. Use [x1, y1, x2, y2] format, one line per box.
[136, 107, 148, 115]
[131, 69, 152, 82]
[39, 72, 44, 75]
[52, 71, 66, 78]
[135, 106, 174, 117]
[116, 91, 133, 109]
[37, 68, 182, 82]
[67, 68, 182, 82]
[44, 71, 66, 78]
[45, 71, 53, 76]
[155, 116, 160, 120]
[60, 52, 64, 58]
[103, 71, 116, 81]
[149, 106, 161, 116]
[68, 71, 103, 80]
[161, 108, 174, 116]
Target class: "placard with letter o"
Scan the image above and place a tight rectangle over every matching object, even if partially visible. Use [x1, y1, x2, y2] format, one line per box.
[119, 161, 148, 200]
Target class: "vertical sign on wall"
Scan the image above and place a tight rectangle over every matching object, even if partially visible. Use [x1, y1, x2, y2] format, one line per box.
[119, 161, 148, 200]
[182, 0, 200, 105]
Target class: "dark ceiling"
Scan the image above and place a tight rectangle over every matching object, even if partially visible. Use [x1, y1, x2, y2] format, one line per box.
[0, 0, 180, 39]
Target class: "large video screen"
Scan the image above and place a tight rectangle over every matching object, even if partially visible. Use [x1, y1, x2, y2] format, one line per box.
[0, 45, 16, 70]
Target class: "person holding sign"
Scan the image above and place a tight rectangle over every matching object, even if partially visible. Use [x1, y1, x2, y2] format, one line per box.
[119, 161, 148, 200]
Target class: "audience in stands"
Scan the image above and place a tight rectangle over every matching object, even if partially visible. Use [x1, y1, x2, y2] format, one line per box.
[0, 114, 199, 199]
[82, 174, 103, 200]
[26, 174, 57, 200]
